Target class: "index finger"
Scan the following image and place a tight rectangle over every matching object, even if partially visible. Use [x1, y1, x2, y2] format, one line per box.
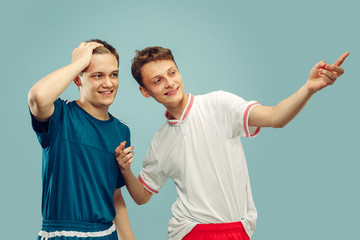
[334, 52, 350, 67]
[115, 141, 127, 153]
[123, 146, 135, 155]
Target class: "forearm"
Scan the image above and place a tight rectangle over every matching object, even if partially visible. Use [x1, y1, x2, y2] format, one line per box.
[249, 83, 314, 128]
[271, 83, 314, 128]
[113, 189, 135, 240]
[116, 142, 153, 205]
[28, 60, 86, 111]
[121, 169, 152, 205]
[250, 53, 349, 128]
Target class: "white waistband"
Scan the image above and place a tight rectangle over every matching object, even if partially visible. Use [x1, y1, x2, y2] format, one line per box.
[38, 223, 116, 240]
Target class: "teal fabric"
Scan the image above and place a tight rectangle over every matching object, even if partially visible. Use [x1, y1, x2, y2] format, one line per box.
[31, 98, 130, 223]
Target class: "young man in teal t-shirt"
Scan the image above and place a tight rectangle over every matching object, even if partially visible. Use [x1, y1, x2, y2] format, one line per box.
[29, 40, 134, 240]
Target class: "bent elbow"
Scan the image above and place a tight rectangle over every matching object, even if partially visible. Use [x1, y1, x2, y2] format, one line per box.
[135, 198, 150, 205]
[136, 201, 145, 206]
[27, 88, 37, 106]
[28, 87, 53, 111]
[134, 190, 152, 205]
[273, 123, 286, 128]
[272, 120, 288, 129]
[28, 88, 45, 108]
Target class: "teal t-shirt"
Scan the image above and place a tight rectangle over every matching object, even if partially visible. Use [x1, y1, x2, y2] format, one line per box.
[31, 98, 130, 223]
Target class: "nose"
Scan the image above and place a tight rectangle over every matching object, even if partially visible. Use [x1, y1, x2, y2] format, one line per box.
[164, 77, 174, 89]
[102, 76, 113, 88]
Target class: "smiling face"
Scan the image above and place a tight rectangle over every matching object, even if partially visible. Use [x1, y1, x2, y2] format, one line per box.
[76, 53, 119, 116]
[139, 60, 187, 109]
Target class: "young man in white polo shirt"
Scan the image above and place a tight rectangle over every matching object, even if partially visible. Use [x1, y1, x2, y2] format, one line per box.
[116, 47, 349, 240]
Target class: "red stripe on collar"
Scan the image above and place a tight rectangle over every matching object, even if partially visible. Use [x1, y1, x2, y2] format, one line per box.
[165, 94, 194, 125]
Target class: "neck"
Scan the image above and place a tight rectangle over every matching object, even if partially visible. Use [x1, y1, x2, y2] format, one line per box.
[76, 100, 110, 120]
[165, 93, 189, 120]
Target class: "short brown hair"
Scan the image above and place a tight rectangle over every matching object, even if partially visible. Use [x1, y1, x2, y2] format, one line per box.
[131, 46, 176, 87]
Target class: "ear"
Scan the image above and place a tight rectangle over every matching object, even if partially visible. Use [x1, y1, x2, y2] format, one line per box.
[73, 76, 82, 87]
[139, 86, 151, 98]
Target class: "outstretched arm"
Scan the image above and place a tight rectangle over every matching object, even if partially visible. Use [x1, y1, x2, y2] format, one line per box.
[28, 42, 103, 122]
[249, 52, 350, 128]
[113, 188, 135, 240]
[115, 141, 153, 205]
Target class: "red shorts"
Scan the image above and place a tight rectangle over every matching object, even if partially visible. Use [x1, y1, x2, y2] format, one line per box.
[182, 221, 250, 240]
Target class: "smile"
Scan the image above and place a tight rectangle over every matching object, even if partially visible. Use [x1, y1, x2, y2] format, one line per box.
[98, 90, 113, 95]
[165, 87, 179, 96]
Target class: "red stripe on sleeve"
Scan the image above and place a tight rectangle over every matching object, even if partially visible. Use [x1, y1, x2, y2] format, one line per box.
[138, 175, 159, 194]
[243, 102, 259, 137]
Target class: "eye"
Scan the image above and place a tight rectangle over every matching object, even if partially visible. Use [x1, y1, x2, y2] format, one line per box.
[111, 73, 118, 78]
[169, 71, 176, 76]
[154, 79, 161, 84]
[93, 74, 102, 79]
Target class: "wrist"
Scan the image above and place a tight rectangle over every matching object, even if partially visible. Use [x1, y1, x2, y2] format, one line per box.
[120, 167, 133, 176]
[71, 59, 90, 73]
[304, 81, 317, 96]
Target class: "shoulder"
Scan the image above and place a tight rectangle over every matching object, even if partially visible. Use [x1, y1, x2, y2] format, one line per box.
[113, 116, 129, 127]
[194, 91, 221, 99]
[153, 120, 169, 135]
[54, 98, 75, 110]
[210, 90, 247, 104]
[56, 98, 72, 105]
[194, 90, 236, 107]
[196, 90, 237, 101]
[150, 121, 169, 145]
[112, 115, 131, 131]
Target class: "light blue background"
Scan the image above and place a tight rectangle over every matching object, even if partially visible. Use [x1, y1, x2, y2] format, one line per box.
[1, 0, 359, 239]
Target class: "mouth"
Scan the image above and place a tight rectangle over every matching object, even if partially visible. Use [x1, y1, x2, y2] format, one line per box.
[165, 87, 179, 96]
[98, 90, 114, 95]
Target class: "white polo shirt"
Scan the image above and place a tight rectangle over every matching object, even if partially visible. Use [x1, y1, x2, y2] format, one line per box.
[139, 91, 260, 240]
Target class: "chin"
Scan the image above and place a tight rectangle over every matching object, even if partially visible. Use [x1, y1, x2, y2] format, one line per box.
[99, 99, 115, 107]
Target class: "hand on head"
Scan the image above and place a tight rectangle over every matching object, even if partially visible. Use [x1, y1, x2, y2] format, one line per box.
[71, 41, 104, 69]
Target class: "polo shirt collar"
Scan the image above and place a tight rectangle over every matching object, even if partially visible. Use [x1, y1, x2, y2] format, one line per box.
[165, 94, 194, 126]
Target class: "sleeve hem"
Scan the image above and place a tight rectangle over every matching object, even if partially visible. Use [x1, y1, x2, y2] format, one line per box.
[243, 102, 261, 138]
[138, 175, 159, 194]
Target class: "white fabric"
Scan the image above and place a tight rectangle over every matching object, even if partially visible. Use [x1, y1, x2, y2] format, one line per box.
[139, 91, 260, 240]
[38, 223, 116, 239]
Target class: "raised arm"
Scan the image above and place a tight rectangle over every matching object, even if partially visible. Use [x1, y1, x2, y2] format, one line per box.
[112, 188, 135, 240]
[249, 52, 350, 128]
[28, 42, 103, 122]
[115, 141, 153, 205]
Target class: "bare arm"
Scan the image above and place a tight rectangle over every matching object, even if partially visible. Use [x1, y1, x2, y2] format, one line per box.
[115, 141, 153, 205]
[249, 52, 350, 128]
[113, 188, 135, 240]
[28, 42, 103, 122]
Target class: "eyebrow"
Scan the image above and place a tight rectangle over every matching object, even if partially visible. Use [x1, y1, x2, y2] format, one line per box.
[150, 75, 161, 81]
[90, 70, 119, 75]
